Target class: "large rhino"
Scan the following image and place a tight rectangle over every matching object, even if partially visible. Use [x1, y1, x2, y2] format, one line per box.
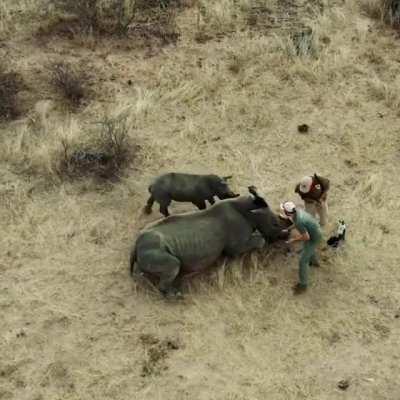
[131, 187, 290, 298]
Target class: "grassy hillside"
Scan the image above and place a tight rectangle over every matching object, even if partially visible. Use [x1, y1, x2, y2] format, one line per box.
[1, 0, 400, 399]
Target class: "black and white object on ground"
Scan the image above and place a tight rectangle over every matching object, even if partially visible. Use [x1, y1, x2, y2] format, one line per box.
[327, 220, 346, 248]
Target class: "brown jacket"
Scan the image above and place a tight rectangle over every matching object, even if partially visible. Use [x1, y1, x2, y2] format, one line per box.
[295, 173, 330, 203]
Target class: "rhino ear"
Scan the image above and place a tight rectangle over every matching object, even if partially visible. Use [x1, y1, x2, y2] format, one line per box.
[248, 185, 258, 195]
[248, 186, 268, 208]
[253, 197, 268, 208]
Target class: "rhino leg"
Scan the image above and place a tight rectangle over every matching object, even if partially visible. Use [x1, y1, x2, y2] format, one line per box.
[159, 267, 181, 296]
[158, 198, 171, 217]
[193, 200, 206, 210]
[138, 251, 181, 296]
[144, 195, 154, 214]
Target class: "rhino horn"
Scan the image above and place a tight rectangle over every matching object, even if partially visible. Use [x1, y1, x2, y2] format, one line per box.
[222, 175, 233, 181]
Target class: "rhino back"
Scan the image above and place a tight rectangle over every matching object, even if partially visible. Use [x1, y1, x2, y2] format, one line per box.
[136, 201, 255, 271]
[215, 201, 254, 249]
[145, 212, 226, 264]
[153, 173, 212, 201]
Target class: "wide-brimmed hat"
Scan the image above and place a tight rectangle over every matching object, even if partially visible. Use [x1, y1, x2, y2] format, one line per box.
[299, 176, 313, 194]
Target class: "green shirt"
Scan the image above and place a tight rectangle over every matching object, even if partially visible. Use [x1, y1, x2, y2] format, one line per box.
[294, 209, 322, 243]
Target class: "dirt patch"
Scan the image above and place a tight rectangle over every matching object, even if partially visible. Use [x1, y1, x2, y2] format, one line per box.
[139, 333, 160, 346]
[0, 364, 19, 379]
[140, 334, 181, 377]
[373, 322, 391, 338]
[0, 65, 25, 121]
[40, 361, 75, 392]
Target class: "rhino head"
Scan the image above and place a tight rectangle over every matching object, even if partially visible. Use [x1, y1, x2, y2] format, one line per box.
[210, 175, 239, 200]
[233, 186, 290, 242]
[248, 207, 290, 242]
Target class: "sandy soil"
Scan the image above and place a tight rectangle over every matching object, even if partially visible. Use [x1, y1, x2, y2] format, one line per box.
[1, 1, 400, 399]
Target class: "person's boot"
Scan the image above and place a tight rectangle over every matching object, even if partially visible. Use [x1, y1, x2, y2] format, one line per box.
[292, 283, 307, 295]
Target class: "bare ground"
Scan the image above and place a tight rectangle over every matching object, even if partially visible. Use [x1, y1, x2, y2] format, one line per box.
[1, 1, 400, 399]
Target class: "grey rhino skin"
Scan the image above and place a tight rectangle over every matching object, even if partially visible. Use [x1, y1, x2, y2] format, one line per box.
[144, 172, 239, 217]
[131, 189, 290, 298]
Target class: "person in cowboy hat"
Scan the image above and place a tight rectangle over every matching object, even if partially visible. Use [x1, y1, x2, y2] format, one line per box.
[281, 201, 322, 295]
[295, 173, 330, 227]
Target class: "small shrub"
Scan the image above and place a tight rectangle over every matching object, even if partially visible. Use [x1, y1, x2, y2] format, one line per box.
[196, 0, 241, 35]
[135, 0, 182, 10]
[367, 76, 400, 110]
[0, 64, 24, 121]
[45, 0, 183, 37]
[227, 53, 246, 74]
[113, 0, 137, 36]
[246, 2, 273, 31]
[49, 62, 87, 107]
[107, 0, 181, 39]
[126, 4, 180, 45]
[275, 26, 318, 60]
[361, 0, 384, 19]
[48, 0, 99, 32]
[97, 113, 132, 167]
[59, 113, 137, 180]
[361, 0, 400, 27]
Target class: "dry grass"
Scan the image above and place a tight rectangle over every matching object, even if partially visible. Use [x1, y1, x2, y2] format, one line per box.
[367, 74, 400, 111]
[0, 0, 38, 37]
[1, 0, 400, 399]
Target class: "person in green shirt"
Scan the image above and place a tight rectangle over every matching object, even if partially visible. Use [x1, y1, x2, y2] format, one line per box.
[280, 201, 323, 295]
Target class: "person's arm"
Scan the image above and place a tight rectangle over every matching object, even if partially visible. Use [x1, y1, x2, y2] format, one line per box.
[287, 231, 310, 244]
[286, 222, 310, 244]
[315, 174, 330, 197]
[281, 224, 296, 240]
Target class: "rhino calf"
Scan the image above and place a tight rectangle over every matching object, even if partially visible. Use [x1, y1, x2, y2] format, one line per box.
[144, 172, 239, 217]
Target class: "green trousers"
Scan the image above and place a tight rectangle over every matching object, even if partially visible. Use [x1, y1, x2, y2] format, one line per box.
[299, 240, 320, 287]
